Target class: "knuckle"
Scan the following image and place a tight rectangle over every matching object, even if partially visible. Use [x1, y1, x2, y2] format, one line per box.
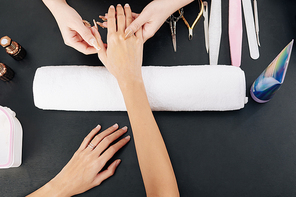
[132, 23, 140, 32]
[103, 136, 112, 144]
[94, 135, 102, 143]
[84, 135, 91, 142]
[108, 145, 117, 154]
[108, 168, 115, 176]
[63, 39, 71, 46]
[146, 31, 155, 39]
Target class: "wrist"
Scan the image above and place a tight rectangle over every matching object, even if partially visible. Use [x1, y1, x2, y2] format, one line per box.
[155, 0, 194, 14]
[45, 177, 72, 197]
[117, 76, 145, 93]
[42, 0, 68, 14]
[27, 178, 70, 197]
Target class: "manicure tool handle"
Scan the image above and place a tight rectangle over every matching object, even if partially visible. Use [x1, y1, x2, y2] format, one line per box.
[229, 0, 243, 67]
[173, 20, 177, 52]
[203, 1, 209, 53]
[209, 0, 222, 65]
[242, 0, 260, 59]
[253, 0, 260, 46]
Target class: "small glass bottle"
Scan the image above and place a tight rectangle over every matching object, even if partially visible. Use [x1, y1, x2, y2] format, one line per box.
[0, 36, 26, 61]
[0, 63, 15, 82]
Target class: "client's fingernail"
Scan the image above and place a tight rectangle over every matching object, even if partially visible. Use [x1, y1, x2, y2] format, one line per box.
[113, 123, 119, 128]
[116, 159, 121, 167]
[96, 124, 101, 128]
[110, 5, 115, 9]
[117, 4, 122, 7]
[125, 135, 131, 140]
[96, 21, 106, 29]
[90, 38, 101, 51]
[122, 126, 128, 131]
[99, 15, 107, 21]
[124, 27, 134, 39]
[124, 3, 130, 7]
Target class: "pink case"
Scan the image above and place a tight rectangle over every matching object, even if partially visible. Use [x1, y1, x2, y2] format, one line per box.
[0, 106, 23, 169]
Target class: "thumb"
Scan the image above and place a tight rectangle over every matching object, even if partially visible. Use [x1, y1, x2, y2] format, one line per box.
[124, 13, 147, 40]
[76, 22, 101, 51]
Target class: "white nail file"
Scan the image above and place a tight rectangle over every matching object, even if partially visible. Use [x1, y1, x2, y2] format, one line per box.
[242, 0, 260, 59]
[209, 0, 222, 65]
[203, 1, 209, 53]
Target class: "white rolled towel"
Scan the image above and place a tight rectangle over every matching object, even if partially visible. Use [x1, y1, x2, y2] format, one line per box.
[32, 65, 248, 111]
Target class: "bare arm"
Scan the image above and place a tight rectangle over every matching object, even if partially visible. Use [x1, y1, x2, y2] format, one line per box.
[95, 4, 179, 197]
[120, 79, 179, 197]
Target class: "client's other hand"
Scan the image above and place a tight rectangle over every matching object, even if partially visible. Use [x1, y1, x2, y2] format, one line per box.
[28, 124, 130, 197]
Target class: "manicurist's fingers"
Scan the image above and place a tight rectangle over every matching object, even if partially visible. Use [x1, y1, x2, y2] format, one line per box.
[124, 4, 133, 27]
[107, 5, 116, 34]
[76, 22, 101, 51]
[116, 4, 126, 33]
[90, 27, 107, 64]
[135, 22, 144, 43]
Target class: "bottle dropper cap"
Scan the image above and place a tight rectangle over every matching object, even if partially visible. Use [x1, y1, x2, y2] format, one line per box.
[0, 36, 12, 48]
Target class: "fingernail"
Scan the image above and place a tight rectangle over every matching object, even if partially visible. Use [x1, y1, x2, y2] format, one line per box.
[96, 124, 101, 128]
[113, 123, 119, 128]
[99, 15, 107, 21]
[116, 159, 121, 167]
[117, 4, 122, 7]
[93, 19, 98, 30]
[90, 38, 101, 51]
[110, 5, 115, 9]
[96, 21, 106, 29]
[122, 126, 128, 131]
[125, 135, 131, 140]
[124, 3, 130, 7]
[124, 27, 134, 40]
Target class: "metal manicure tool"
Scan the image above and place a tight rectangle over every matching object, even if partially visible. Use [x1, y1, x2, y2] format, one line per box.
[166, 8, 184, 52]
[242, 0, 260, 59]
[179, 0, 203, 40]
[253, 0, 260, 46]
[202, 1, 209, 53]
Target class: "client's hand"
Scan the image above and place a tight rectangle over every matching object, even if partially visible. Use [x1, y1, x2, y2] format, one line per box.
[27, 124, 130, 197]
[92, 4, 144, 83]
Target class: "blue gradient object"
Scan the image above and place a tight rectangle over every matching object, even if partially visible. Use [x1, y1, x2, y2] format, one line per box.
[251, 40, 294, 103]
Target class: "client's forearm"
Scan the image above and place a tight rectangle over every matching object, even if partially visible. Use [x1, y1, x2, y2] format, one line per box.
[119, 79, 179, 197]
[27, 179, 69, 197]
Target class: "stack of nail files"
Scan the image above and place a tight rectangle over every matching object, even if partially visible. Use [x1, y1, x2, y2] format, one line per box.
[33, 65, 248, 111]
[208, 0, 260, 65]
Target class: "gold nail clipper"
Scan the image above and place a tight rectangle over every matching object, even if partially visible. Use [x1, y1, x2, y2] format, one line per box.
[178, 0, 203, 40]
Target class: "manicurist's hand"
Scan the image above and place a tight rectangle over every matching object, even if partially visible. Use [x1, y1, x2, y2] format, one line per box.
[92, 4, 144, 83]
[27, 124, 130, 197]
[42, 0, 101, 54]
[124, 0, 194, 42]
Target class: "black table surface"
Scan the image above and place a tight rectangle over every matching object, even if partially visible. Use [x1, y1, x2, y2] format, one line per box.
[1, 0, 296, 196]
